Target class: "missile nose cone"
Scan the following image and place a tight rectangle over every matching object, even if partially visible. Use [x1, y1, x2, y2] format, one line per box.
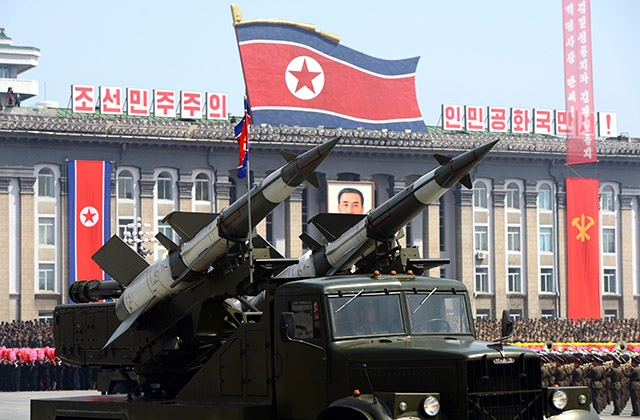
[435, 139, 498, 188]
[282, 136, 341, 186]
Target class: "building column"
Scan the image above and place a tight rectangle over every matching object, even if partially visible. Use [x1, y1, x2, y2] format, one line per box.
[0, 177, 10, 321]
[60, 176, 69, 305]
[620, 194, 636, 318]
[492, 188, 507, 318]
[215, 174, 232, 212]
[252, 176, 267, 240]
[524, 183, 541, 318]
[455, 187, 474, 300]
[393, 179, 407, 248]
[19, 177, 36, 321]
[556, 186, 567, 318]
[424, 200, 440, 276]
[139, 174, 156, 259]
[177, 176, 193, 212]
[286, 187, 304, 259]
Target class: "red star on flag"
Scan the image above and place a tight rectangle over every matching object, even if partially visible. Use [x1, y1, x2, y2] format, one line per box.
[289, 58, 322, 93]
[81, 207, 98, 225]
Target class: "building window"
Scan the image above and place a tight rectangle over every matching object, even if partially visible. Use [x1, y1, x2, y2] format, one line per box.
[539, 227, 552, 252]
[118, 218, 135, 241]
[509, 309, 522, 321]
[474, 225, 488, 251]
[541, 309, 555, 319]
[604, 309, 618, 320]
[538, 184, 552, 210]
[473, 181, 487, 208]
[38, 168, 55, 197]
[476, 308, 491, 320]
[158, 219, 175, 243]
[195, 173, 210, 201]
[603, 268, 617, 294]
[38, 217, 55, 245]
[601, 185, 614, 212]
[157, 171, 173, 200]
[540, 267, 554, 293]
[38, 263, 55, 291]
[38, 311, 54, 322]
[507, 226, 520, 252]
[508, 267, 522, 293]
[506, 182, 520, 209]
[602, 228, 616, 253]
[118, 170, 134, 199]
[475, 266, 489, 293]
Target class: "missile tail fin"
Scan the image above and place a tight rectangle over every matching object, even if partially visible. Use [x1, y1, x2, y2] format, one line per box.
[460, 174, 472, 189]
[156, 232, 179, 251]
[162, 211, 218, 242]
[306, 172, 320, 188]
[280, 150, 297, 162]
[299, 232, 323, 251]
[103, 299, 154, 348]
[434, 153, 452, 165]
[309, 213, 366, 242]
[92, 235, 149, 286]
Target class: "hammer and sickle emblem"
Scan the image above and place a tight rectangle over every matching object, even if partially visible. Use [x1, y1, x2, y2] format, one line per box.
[571, 213, 594, 242]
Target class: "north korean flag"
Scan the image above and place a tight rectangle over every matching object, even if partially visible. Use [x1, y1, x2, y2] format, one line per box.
[235, 22, 427, 132]
[68, 160, 111, 286]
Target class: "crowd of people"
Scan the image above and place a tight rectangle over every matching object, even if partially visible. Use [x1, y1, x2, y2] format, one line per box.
[475, 316, 640, 343]
[1, 317, 640, 403]
[0, 320, 95, 391]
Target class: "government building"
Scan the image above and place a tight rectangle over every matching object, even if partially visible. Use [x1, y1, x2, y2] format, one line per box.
[1, 29, 639, 323]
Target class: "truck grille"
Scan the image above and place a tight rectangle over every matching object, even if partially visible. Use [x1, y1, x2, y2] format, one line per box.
[466, 355, 543, 420]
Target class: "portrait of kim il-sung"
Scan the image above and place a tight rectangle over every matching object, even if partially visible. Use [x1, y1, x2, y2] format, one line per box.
[327, 181, 374, 215]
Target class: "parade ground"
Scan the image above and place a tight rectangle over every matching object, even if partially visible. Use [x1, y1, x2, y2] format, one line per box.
[0, 390, 631, 420]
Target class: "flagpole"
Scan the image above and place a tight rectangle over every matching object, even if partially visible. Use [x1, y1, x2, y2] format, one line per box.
[246, 157, 253, 285]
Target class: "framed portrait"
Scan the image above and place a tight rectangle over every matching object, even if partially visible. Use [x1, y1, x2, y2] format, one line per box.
[327, 181, 375, 214]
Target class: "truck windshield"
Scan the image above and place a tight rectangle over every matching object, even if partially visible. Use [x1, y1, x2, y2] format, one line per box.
[407, 293, 471, 334]
[330, 294, 404, 338]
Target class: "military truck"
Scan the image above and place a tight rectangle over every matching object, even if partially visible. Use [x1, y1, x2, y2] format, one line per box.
[32, 250, 599, 419]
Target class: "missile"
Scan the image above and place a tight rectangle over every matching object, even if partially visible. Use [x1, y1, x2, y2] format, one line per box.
[90, 136, 340, 347]
[276, 140, 498, 279]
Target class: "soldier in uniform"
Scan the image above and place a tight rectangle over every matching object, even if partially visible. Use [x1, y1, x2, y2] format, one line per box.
[572, 359, 586, 387]
[608, 357, 625, 415]
[587, 356, 607, 414]
[623, 357, 640, 416]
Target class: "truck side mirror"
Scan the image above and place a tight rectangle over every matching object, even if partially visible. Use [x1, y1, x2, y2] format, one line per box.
[280, 312, 296, 341]
[500, 310, 513, 339]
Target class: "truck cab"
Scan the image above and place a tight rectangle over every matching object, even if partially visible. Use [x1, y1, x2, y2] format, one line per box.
[272, 272, 598, 420]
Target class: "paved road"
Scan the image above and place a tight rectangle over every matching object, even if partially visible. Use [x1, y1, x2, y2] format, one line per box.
[0, 390, 100, 420]
[0, 391, 633, 420]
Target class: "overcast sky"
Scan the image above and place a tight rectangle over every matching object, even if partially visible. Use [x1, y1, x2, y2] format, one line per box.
[4, 0, 639, 136]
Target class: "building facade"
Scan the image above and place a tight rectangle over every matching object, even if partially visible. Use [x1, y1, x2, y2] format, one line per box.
[1, 110, 639, 322]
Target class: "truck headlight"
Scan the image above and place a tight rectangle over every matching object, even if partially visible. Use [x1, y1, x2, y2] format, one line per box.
[551, 390, 568, 410]
[420, 395, 440, 417]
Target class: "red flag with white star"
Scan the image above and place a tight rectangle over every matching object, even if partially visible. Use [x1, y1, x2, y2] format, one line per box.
[68, 160, 111, 287]
[234, 20, 427, 132]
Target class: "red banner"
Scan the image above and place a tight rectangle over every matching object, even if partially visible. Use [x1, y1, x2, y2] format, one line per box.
[566, 177, 600, 318]
[68, 160, 112, 285]
[562, 0, 596, 165]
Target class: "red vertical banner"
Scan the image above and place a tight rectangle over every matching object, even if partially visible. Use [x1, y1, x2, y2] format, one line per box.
[562, 0, 596, 165]
[68, 160, 112, 285]
[566, 177, 600, 319]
